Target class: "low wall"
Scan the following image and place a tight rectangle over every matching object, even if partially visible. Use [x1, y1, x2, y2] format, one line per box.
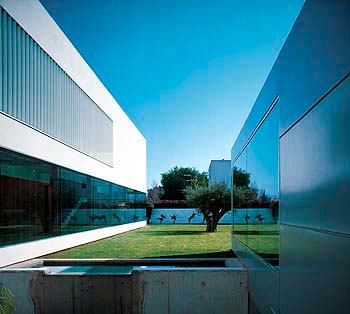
[233, 208, 276, 224]
[150, 208, 275, 224]
[0, 260, 248, 314]
[62, 208, 146, 225]
[0, 221, 147, 268]
[132, 268, 247, 314]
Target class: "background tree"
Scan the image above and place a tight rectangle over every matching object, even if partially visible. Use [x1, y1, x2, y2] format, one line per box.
[147, 181, 164, 203]
[270, 199, 279, 224]
[146, 182, 163, 223]
[145, 201, 153, 224]
[185, 183, 230, 232]
[161, 167, 208, 200]
[232, 167, 257, 208]
[232, 166, 250, 188]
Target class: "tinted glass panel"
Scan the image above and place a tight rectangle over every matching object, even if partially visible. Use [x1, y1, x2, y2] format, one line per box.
[0, 148, 146, 247]
[0, 150, 59, 245]
[246, 105, 279, 262]
[232, 104, 279, 264]
[59, 168, 95, 235]
[232, 150, 248, 247]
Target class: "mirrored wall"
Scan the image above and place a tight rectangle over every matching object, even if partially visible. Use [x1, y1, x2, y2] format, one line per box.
[0, 148, 146, 247]
[232, 104, 279, 265]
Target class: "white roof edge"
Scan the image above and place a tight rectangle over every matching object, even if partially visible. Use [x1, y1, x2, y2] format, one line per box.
[0, 0, 146, 141]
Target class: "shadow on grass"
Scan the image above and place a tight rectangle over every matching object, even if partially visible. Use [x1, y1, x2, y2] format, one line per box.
[233, 230, 279, 236]
[141, 230, 207, 236]
[145, 250, 236, 259]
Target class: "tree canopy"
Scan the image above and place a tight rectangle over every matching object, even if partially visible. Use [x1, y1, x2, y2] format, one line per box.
[161, 167, 208, 200]
[232, 166, 250, 188]
[232, 166, 277, 209]
[185, 183, 230, 232]
[147, 182, 164, 203]
[184, 167, 257, 232]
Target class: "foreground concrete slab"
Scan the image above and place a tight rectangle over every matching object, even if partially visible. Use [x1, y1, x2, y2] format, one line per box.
[0, 258, 247, 314]
[132, 268, 247, 314]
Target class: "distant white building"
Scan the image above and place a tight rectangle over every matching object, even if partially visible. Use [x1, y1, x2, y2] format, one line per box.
[208, 160, 231, 189]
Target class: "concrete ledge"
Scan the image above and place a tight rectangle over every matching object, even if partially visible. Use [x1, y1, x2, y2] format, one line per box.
[132, 267, 248, 314]
[0, 221, 147, 268]
[1, 257, 247, 314]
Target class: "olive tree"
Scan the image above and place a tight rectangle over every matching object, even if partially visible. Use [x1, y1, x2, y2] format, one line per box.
[185, 183, 231, 232]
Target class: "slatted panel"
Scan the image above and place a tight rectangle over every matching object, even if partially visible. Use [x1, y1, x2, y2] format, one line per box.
[0, 7, 113, 166]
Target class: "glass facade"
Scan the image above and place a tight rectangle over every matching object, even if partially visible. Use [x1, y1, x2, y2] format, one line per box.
[0, 7, 113, 166]
[232, 104, 279, 265]
[0, 148, 146, 247]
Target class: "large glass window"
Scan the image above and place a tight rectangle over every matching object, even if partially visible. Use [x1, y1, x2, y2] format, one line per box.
[0, 148, 146, 247]
[0, 150, 59, 245]
[231, 150, 247, 247]
[59, 168, 95, 235]
[232, 104, 279, 265]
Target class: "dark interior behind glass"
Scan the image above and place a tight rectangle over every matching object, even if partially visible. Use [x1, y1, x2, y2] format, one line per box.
[0, 148, 146, 247]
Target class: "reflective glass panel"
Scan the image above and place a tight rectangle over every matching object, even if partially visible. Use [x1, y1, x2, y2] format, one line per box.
[232, 104, 279, 265]
[0, 148, 146, 247]
[232, 150, 248, 247]
[0, 150, 58, 245]
[59, 168, 94, 234]
[246, 105, 279, 263]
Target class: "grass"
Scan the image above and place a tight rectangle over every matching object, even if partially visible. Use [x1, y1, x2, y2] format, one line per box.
[43, 224, 279, 259]
[44, 225, 233, 259]
[234, 224, 279, 257]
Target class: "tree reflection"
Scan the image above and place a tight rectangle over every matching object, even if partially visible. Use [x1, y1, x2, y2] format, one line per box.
[232, 167, 279, 210]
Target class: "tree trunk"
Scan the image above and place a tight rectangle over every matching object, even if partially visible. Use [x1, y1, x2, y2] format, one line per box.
[202, 209, 228, 232]
[206, 220, 216, 232]
[205, 216, 220, 232]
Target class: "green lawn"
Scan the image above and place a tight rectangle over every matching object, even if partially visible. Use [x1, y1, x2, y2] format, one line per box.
[43, 224, 279, 259]
[44, 225, 233, 259]
[233, 224, 279, 257]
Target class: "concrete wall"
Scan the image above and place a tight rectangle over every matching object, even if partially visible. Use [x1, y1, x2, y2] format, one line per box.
[31, 273, 132, 314]
[0, 270, 132, 314]
[0, 270, 41, 314]
[0, 264, 248, 314]
[132, 268, 247, 314]
[0, 0, 146, 193]
[0, 221, 146, 268]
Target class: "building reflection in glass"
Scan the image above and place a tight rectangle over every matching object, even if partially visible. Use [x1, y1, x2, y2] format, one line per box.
[232, 104, 279, 265]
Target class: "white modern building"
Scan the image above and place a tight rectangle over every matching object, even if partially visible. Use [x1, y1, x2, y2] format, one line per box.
[0, 0, 147, 267]
[208, 159, 231, 189]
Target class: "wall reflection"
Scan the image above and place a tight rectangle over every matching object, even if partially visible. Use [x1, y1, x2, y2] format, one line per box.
[232, 104, 279, 264]
[0, 148, 146, 247]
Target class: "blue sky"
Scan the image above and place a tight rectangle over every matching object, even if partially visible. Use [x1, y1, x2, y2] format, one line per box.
[40, 0, 304, 188]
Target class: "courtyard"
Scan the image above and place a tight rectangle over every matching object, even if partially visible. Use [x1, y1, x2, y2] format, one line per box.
[43, 224, 278, 259]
